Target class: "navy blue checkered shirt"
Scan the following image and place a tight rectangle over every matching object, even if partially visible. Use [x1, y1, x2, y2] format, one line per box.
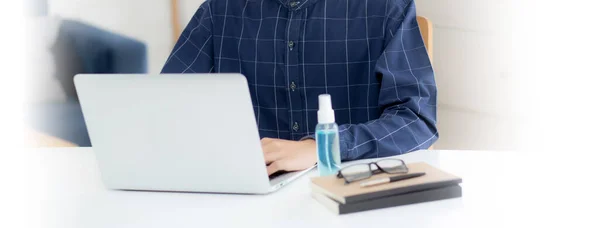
[161, 0, 438, 161]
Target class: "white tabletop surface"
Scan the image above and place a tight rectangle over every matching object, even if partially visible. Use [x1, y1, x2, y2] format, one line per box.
[26, 148, 520, 228]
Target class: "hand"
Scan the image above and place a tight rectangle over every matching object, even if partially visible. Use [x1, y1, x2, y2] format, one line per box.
[261, 138, 317, 176]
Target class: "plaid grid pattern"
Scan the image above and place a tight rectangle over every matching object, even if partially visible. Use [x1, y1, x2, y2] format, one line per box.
[161, 0, 438, 161]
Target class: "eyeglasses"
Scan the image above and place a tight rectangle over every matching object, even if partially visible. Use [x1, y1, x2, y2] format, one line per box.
[336, 159, 409, 184]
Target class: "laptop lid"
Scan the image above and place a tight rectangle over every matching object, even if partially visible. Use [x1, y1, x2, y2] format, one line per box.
[74, 73, 272, 194]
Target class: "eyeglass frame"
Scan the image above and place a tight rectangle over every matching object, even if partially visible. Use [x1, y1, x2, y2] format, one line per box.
[336, 159, 409, 184]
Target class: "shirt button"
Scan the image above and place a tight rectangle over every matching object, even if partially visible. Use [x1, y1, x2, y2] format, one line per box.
[290, 81, 297, 91]
[288, 41, 295, 51]
[290, 1, 299, 7]
[293, 122, 299, 132]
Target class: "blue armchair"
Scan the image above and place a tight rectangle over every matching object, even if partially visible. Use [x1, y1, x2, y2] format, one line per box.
[27, 19, 148, 147]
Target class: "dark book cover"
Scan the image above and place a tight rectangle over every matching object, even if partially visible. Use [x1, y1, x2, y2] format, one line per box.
[312, 184, 462, 215]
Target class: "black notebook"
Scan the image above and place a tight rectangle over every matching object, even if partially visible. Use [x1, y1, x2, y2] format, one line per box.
[312, 184, 462, 215]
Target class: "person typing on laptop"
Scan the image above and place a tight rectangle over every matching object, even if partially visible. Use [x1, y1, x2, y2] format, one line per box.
[161, 0, 437, 176]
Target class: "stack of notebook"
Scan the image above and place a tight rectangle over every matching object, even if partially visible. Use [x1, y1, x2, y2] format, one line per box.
[310, 162, 463, 215]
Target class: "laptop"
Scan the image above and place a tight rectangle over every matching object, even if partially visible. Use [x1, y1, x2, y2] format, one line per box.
[74, 73, 314, 194]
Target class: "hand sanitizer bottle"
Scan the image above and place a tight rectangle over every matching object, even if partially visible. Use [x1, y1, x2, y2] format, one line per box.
[316, 94, 341, 176]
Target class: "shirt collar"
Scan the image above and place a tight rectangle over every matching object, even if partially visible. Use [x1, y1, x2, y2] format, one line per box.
[275, 0, 319, 11]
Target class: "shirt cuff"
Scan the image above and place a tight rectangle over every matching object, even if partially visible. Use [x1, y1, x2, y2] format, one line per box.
[338, 131, 351, 162]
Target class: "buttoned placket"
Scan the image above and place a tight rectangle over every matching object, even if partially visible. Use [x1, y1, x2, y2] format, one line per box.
[285, 2, 305, 139]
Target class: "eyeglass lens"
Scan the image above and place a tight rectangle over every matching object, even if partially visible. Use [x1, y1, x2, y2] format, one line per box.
[377, 159, 408, 173]
[339, 164, 372, 182]
[339, 159, 408, 183]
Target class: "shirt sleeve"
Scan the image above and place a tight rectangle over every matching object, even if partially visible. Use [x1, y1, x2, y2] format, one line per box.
[161, 3, 214, 74]
[337, 0, 438, 161]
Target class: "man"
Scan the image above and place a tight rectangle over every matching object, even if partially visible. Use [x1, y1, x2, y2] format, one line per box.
[162, 0, 438, 176]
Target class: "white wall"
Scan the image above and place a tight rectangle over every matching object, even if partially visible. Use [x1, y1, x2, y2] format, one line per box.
[415, 0, 522, 150]
[180, 0, 206, 24]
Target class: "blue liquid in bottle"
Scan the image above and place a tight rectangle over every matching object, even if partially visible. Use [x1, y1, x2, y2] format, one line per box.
[316, 125, 341, 176]
[315, 94, 341, 176]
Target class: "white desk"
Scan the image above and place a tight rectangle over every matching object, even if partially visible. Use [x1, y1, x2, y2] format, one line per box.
[26, 148, 518, 228]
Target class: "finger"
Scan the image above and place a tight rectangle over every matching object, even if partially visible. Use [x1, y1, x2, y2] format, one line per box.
[267, 161, 282, 176]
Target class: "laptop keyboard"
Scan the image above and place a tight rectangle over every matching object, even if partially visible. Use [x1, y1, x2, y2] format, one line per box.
[268, 170, 289, 180]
